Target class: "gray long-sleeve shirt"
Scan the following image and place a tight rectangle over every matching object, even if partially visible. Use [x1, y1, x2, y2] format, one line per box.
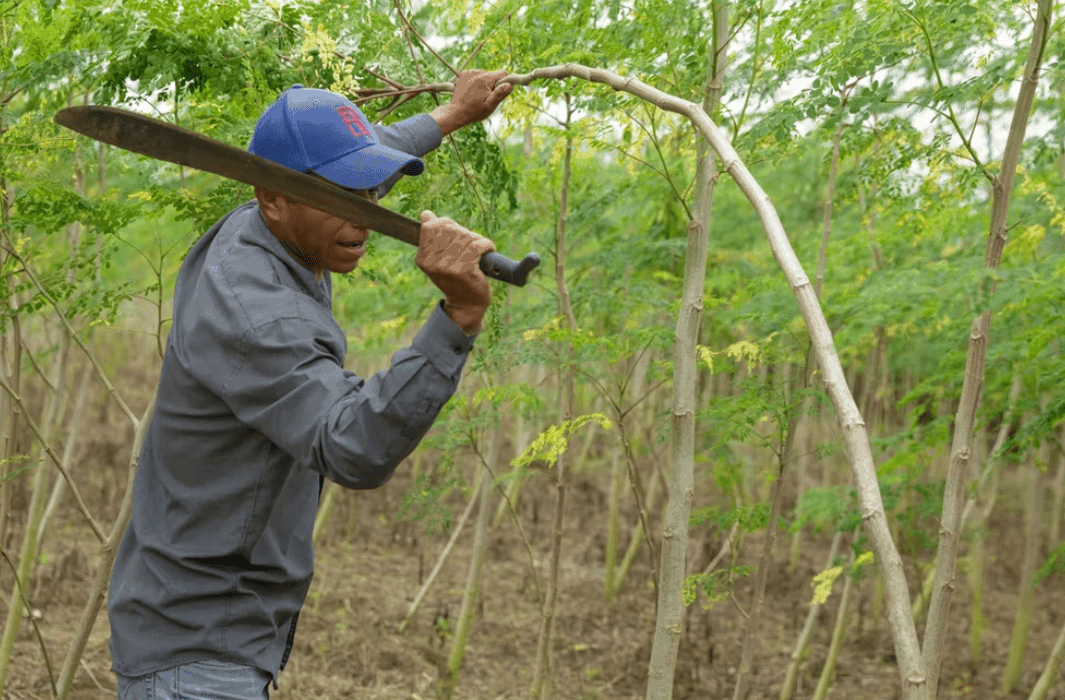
[108, 114, 466, 686]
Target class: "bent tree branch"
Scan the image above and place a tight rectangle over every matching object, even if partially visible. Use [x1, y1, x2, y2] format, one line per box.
[504, 62, 927, 699]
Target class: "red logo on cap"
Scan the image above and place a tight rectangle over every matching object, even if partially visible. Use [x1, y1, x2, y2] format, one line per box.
[336, 106, 370, 138]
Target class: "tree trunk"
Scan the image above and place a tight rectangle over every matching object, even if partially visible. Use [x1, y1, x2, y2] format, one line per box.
[0, 271, 22, 555]
[923, 3, 1054, 695]
[0, 144, 19, 558]
[312, 480, 342, 546]
[965, 371, 1021, 669]
[36, 350, 94, 555]
[605, 451, 623, 600]
[1048, 423, 1065, 548]
[645, 4, 726, 697]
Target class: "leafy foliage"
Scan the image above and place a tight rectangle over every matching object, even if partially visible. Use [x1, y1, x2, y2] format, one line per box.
[512, 413, 612, 470]
[683, 565, 754, 610]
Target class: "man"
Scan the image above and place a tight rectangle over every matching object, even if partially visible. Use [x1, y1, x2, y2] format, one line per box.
[108, 70, 513, 700]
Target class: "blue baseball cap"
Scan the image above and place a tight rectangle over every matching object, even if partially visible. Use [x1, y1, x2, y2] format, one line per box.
[248, 84, 424, 190]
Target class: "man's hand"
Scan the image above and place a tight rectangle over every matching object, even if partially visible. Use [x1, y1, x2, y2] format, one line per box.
[417, 211, 495, 334]
[431, 69, 513, 138]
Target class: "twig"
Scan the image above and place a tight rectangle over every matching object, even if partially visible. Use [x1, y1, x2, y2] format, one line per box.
[390, 0, 459, 77]
[445, 136, 490, 228]
[79, 659, 107, 692]
[898, 5, 993, 181]
[364, 65, 408, 91]
[19, 338, 56, 394]
[0, 374, 106, 543]
[374, 92, 419, 121]
[470, 436, 544, 605]
[456, 6, 519, 73]
[0, 547, 57, 697]
[731, 593, 750, 620]
[390, 3, 426, 85]
[350, 83, 455, 105]
[732, 1, 764, 136]
[640, 103, 693, 219]
[1, 240, 138, 427]
[617, 418, 659, 588]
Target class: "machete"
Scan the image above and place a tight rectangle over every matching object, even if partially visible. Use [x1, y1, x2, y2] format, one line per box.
[54, 105, 539, 287]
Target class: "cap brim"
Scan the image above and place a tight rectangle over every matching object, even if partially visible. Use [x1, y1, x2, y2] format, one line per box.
[311, 143, 424, 190]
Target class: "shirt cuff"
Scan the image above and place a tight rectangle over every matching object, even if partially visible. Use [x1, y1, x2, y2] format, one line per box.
[411, 301, 474, 379]
[387, 113, 444, 159]
[371, 114, 444, 198]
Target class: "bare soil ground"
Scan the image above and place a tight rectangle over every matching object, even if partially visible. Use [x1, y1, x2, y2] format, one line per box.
[2, 381, 1064, 700]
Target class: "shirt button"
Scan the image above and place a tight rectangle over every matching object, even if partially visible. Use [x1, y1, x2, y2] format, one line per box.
[452, 345, 463, 355]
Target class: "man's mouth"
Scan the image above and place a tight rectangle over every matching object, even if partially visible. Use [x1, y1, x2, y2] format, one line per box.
[337, 241, 364, 250]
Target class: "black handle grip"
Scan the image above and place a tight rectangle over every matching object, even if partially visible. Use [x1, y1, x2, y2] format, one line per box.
[479, 251, 540, 287]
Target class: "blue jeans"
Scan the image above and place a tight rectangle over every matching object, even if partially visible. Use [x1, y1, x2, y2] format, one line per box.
[116, 661, 271, 700]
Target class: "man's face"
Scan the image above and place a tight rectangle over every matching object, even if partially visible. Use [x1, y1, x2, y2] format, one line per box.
[255, 182, 378, 277]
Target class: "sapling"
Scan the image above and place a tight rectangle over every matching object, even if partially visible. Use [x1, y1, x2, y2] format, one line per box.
[55, 390, 156, 700]
[780, 531, 843, 700]
[530, 100, 575, 700]
[812, 530, 867, 700]
[0, 325, 70, 693]
[646, 4, 726, 695]
[921, 1, 1055, 694]
[1027, 617, 1065, 700]
[1001, 457, 1046, 693]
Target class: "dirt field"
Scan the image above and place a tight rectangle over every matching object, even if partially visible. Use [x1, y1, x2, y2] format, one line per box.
[4, 447, 1064, 700]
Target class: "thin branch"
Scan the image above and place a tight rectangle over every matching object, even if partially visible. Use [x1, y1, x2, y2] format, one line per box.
[374, 92, 419, 121]
[0, 547, 57, 697]
[967, 92, 989, 147]
[731, 593, 750, 620]
[0, 374, 106, 543]
[733, 0, 764, 136]
[641, 103, 694, 219]
[623, 105, 693, 219]
[899, 5, 993, 181]
[446, 136, 490, 228]
[609, 144, 669, 178]
[470, 438, 544, 606]
[19, 338, 56, 394]
[389, 6, 426, 86]
[363, 65, 408, 90]
[2, 240, 138, 427]
[350, 83, 455, 105]
[457, 6, 519, 73]
[616, 417, 658, 587]
[391, 0, 460, 77]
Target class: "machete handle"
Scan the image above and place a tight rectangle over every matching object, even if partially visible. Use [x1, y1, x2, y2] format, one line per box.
[479, 251, 540, 287]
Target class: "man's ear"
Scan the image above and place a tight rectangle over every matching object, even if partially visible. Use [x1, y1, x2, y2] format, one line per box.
[255, 187, 288, 226]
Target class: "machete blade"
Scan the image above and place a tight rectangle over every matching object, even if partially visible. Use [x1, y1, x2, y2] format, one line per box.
[54, 105, 540, 286]
[54, 105, 422, 246]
